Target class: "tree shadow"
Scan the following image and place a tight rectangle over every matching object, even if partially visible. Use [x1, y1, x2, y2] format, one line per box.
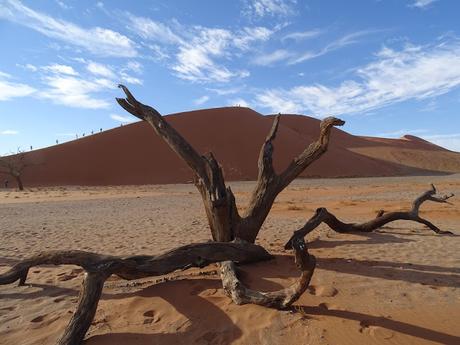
[309, 229, 414, 249]
[316, 256, 460, 288]
[0, 283, 78, 300]
[86, 278, 245, 345]
[293, 305, 460, 344]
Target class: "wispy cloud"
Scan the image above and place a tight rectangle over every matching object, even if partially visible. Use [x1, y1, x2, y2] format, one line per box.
[193, 95, 210, 105]
[110, 114, 136, 123]
[55, 0, 71, 10]
[38, 74, 114, 109]
[0, 130, 19, 135]
[0, 0, 137, 57]
[242, 0, 297, 19]
[86, 61, 116, 79]
[0, 71, 36, 101]
[252, 49, 292, 66]
[282, 29, 323, 42]
[256, 39, 460, 117]
[43, 64, 79, 76]
[126, 14, 273, 83]
[289, 30, 376, 65]
[409, 0, 438, 9]
[252, 30, 375, 67]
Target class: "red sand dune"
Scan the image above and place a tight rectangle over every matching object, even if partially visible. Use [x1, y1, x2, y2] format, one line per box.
[2, 107, 460, 187]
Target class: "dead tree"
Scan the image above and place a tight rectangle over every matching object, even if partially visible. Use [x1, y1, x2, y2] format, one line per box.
[0, 238, 315, 345]
[285, 184, 454, 249]
[0, 151, 28, 191]
[116, 85, 345, 243]
[0, 85, 454, 344]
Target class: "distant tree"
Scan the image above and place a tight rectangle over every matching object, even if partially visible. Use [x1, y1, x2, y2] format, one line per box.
[0, 151, 28, 191]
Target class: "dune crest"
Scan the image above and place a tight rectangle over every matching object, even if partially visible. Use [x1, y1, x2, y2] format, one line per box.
[2, 107, 460, 187]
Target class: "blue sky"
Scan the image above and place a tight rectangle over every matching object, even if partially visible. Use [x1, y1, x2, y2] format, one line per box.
[1, 0, 460, 154]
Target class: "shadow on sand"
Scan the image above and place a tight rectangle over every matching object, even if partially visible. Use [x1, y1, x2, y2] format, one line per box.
[293, 305, 460, 344]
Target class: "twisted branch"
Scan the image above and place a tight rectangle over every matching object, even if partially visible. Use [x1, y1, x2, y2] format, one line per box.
[285, 184, 455, 249]
[0, 241, 271, 345]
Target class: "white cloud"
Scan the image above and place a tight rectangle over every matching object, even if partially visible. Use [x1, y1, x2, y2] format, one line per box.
[0, 71, 36, 101]
[125, 61, 143, 74]
[206, 87, 243, 95]
[243, 0, 297, 18]
[0, 0, 137, 57]
[252, 49, 292, 66]
[289, 31, 375, 65]
[410, 0, 438, 9]
[86, 61, 115, 79]
[193, 95, 209, 105]
[55, 0, 71, 10]
[126, 14, 182, 44]
[232, 27, 273, 50]
[16, 63, 38, 72]
[127, 14, 272, 83]
[172, 27, 251, 83]
[43, 64, 78, 76]
[256, 39, 460, 117]
[282, 29, 323, 42]
[38, 74, 114, 109]
[110, 114, 135, 123]
[120, 72, 143, 85]
[1, 130, 19, 135]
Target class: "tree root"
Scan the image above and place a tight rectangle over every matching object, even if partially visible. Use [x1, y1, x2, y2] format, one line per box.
[285, 184, 455, 249]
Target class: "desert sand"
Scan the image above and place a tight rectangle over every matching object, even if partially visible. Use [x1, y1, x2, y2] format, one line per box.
[0, 174, 459, 345]
[2, 107, 460, 188]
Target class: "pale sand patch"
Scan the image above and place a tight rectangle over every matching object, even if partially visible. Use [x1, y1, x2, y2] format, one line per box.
[0, 175, 459, 344]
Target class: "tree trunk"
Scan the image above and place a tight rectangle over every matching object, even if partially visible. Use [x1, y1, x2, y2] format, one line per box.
[15, 174, 24, 191]
[116, 85, 344, 243]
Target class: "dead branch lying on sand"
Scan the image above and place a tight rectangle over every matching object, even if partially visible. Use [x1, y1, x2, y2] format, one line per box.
[285, 184, 455, 249]
[0, 239, 316, 345]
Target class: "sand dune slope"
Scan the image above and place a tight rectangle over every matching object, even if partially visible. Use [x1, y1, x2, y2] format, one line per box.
[2, 107, 460, 187]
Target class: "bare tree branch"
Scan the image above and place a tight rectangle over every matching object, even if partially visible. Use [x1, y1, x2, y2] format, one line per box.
[285, 184, 455, 249]
[116, 85, 207, 181]
[221, 237, 316, 309]
[0, 241, 271, 345]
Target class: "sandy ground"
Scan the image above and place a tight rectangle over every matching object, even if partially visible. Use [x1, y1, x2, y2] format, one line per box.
[0, 175, 459, 345]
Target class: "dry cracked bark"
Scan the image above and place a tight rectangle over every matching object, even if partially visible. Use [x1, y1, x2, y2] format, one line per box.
[285, 184, 455, 250]
[116, 84, 344, 243]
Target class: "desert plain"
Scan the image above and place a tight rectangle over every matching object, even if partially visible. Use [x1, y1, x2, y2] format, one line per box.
[0, 174, 459, 345]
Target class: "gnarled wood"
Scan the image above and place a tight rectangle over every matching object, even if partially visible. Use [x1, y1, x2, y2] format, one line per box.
[285, 184, 455, 249]
[221, 237, 316, 309]
[0, 241, 271, 345]
[116, 85, 344, 243]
